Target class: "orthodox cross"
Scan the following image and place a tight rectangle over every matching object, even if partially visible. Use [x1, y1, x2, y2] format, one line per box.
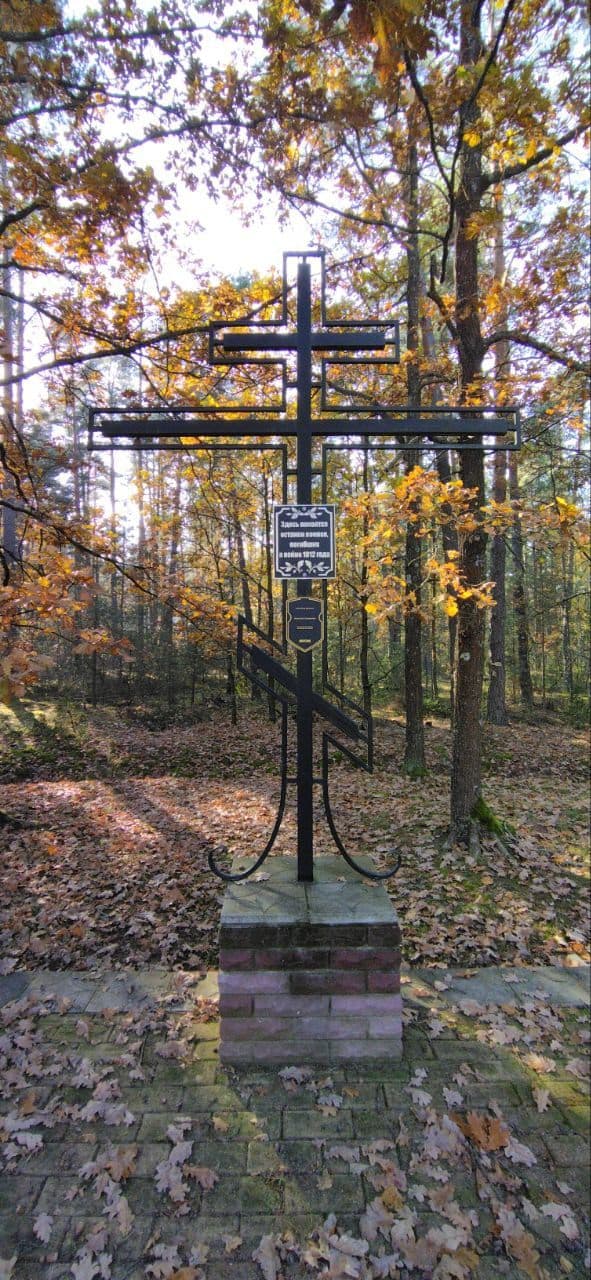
[89, 250, 519, 883]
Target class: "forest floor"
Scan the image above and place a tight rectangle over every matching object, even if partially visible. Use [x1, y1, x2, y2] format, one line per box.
[0, 699, 589, 1279]
[0, 698, 588, 973]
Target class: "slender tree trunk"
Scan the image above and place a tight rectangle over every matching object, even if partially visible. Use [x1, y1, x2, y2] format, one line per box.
[1, 247, 18, 573]
[561, 543, 575, 698]
[421, 288, 458, 718]
[403, 125, 425, 775]
[509, 454, 534, 707]
[487, 189, 509, 724]
[450, 0, 488, 840]
[162, 464, 182, 707]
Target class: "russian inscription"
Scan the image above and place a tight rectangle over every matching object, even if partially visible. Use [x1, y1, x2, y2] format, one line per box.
[274, 503, 336, 579]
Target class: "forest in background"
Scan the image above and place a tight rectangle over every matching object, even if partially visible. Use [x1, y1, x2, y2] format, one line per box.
[1, 0, 589, 840]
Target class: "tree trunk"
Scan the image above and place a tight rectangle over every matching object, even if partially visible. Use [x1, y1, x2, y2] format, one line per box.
[509, 454, 534, 707]
[487, 188, 509, 724]
[403, 125, 425, 775]
[450, 0, 488, 840]
[421, 291, 458, 719]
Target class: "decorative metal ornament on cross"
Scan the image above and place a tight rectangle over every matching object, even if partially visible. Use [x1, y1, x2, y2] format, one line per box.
[88, 250, 520, 884]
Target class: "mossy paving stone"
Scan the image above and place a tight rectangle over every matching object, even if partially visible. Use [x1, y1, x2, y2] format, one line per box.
[351, 1105, 410, 1141]
[500, 1105, 576, 1136]
[59, 1213, 154, 1261]
[0, 1211, 67, 1258]
[132, 1138, 247, 1177]
[137, 1110, 210, 1141]
[427, 1043, 527, 1080]
[543, 1135, 590, 1166]
[118, 1083, 185, 1109]
[344, 1055, 413, 1080]
[282, 1107, 354, 1140]
[179, 1084, 245, 1111]
[202, 1172, 283, 1215]
[3, 1265, 72, 1280]
[283, 1171, 365, 1215]
[514, 1077, 590, 1107]
[165, 1031, 221, 1059]
[33, 1177, 96, 1218]
[557, 1103, 590, 1135]
[154, 1212, 240, 1248]
[247, 1138, 322, 1175]
[0, 1174, 45, 1213]
[17, 1140, 99, 1177]
[38, 1014, 111, 1045]
[251, 1080, 383, 1113]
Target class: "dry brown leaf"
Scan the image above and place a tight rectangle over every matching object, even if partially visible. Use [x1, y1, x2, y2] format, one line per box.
[453, 1111, 510, 1152]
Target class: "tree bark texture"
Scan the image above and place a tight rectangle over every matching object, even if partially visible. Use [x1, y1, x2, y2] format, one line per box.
[450, 0, 488, 838]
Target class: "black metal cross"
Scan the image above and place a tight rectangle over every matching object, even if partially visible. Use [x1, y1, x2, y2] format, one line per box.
[89, 250, 519, 884]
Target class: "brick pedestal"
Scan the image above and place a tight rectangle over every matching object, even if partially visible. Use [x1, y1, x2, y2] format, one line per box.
[218, 856, 402, 1065]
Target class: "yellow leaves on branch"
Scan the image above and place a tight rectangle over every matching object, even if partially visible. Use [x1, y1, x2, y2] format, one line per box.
[0, 557, 96, 701]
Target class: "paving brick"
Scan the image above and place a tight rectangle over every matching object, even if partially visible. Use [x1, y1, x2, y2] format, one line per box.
[177, 1085, 241, 1111]
[250, 1140, 323, 1173]
[283, 1109, 354, 1139]
[138, 1111, 208, 1141]
[368, 1015, 403, 1038]
[327, 1017, 369, 1041]
[202, 1174, 283, 1215]
[290, 970, 365, 995]
[34, 1176, 92, 1216]
[219, 993, 253, 1016]
[221, 1015, 299, 1040]
[254, 948, 330, 969]
[284, 1172, 365, 1214]
[331, 947, 401, 970]
[221, 1039, 331, 1066]
[218, 948, 254, 970]
[19, 1141, 98, 1177]
[219, 970, 289, 994]
[366, 922, 401, 946]
[543, 1135, 590, 1166]
[223, 923, 356, 947]
[557, 1103, 590, 1135]
[254, 993, 330, 1016]
[0, 1211, 67, 1259]
[367, 971, 401, 993]
[332, 1037, 403, 1061]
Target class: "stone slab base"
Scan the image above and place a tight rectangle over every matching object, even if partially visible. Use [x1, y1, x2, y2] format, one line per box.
[218, 855, 402, 1065]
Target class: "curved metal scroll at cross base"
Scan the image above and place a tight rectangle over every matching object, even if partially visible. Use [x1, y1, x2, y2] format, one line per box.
[321, 736, 402, 882]
[207, 702, 289, 882]
[207, 616, 402, 883]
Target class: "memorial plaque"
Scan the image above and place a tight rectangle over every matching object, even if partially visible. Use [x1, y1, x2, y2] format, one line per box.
[287, 597, 324, 652]
[274, 503, 335, 579]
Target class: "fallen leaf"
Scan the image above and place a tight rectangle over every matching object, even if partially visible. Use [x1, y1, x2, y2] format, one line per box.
[252, 1233, 280, 1280]
[505, 1137, 537, 1167]
[33, 1213, 53, 1244]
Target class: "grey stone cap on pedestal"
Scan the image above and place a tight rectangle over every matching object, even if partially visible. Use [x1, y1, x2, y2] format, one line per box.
[220, 856, 400, 947]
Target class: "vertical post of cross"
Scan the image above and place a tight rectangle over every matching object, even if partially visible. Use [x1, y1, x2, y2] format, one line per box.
[295, 260, 314, 881]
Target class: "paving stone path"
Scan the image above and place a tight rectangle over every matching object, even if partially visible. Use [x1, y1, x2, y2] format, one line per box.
[0, 964, 589, 1279]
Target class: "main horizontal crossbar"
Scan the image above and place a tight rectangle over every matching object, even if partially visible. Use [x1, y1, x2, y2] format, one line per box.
[222, 331, 387, 352]
[96, 415, 516, 439]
